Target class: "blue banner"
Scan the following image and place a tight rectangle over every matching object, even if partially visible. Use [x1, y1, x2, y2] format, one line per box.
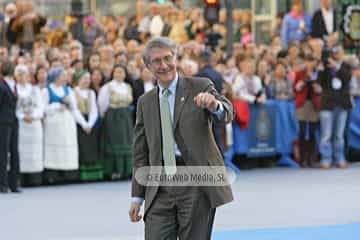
[274, 100, 299, 154]
[247, 103, 277, 157]
[348, 97, 360, 149]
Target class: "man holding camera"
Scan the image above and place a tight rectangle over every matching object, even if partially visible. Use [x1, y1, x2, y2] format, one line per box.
[318, 46, 352, 169]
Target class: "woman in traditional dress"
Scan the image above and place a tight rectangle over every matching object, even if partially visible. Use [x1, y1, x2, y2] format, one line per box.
[15, 64, 44, 186]
[42, 67, 80, 183]
[72, 70, 102, 181]
[98, 64, 133, 180]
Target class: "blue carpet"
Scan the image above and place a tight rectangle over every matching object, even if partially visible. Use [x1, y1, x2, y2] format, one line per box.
[213, 224, 360, 240]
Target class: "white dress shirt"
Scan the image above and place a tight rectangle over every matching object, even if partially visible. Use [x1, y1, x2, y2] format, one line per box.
[321, 7, 334, 35]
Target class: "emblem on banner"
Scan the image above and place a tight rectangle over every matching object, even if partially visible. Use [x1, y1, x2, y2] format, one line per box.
[256, 110, 270, 141]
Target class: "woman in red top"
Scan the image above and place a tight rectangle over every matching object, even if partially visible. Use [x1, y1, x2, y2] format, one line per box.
[293, 55, 322, 167]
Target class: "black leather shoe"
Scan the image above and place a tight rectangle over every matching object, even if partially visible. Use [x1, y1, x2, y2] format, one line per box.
[10, 189, 22, 193]
[0, 187, 9, 193]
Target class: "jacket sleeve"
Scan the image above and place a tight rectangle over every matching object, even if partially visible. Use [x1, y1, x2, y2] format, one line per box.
[293, 71, 305, 93]
[0, 85, 3, 106]
[131, 96, 149, 199]
[203, 80, 234, 124]
[311, 12, 321, 38]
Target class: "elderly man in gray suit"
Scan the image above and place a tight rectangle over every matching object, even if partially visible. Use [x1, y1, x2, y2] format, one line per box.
[129, 37, 234, 240]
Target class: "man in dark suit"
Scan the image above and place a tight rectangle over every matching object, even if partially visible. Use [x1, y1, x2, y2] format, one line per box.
[132, 68, 156, 115]
[196, 50, 226, 155]
[311, 0, 337, 39]
[0, 61, 21, 193]
[129, 37, 233, 239]
[196, 50, 224, 94]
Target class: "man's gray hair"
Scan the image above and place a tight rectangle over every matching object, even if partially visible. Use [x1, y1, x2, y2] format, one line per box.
[142, 37, 177, 65]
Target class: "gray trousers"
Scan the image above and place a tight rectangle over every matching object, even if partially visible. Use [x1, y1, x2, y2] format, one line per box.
[145, 186, 216, 240]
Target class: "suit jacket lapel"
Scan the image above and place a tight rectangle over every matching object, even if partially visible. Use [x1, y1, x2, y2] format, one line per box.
[173, 76, 188, 131]
[2, 80, 16, 98]
[149, 86, 162, 154]
[319, 10, 329, 35]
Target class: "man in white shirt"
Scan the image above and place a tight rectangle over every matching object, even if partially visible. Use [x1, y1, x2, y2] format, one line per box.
[311, 0, 338, 39]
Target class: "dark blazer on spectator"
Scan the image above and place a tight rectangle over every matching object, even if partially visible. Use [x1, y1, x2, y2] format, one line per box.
[196, 65, 224, 94]
[293, 70, 321, 111]
[132, 79, 145, 108]
[318, 62, 352, 111]
[311, 9, 337, 39]
[0, 79, 17, 124]
[0, 78, 20, 192]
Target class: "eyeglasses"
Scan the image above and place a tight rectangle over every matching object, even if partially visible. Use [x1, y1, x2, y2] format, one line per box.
[149, 55, 175, 67]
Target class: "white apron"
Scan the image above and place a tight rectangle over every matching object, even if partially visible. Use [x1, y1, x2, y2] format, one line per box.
[17, 85, 44, 173]
[43, 109, 79, 170]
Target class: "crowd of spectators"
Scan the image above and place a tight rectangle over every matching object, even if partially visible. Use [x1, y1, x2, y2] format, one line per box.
[0, 0, 359, 189]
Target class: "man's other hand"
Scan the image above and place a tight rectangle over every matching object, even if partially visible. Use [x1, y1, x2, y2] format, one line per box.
[129, 202, 142, 222]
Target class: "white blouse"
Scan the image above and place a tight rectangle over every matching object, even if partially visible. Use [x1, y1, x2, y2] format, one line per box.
[233, 74, 265, 103]
[42, 84, 84, 126]
[73, 86, 99, 129]
[97, 80, 133, 117]
[16, 83, 44, 120]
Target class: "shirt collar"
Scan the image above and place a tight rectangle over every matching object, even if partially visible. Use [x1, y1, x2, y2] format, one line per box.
[4, 76, 15, 85]
[321, 7, 333, 14]
[4, 76, 14, 81]
[158, 72, 178, 96]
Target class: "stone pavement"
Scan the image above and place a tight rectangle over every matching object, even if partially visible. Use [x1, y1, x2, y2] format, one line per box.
[1, 163, 359, 240]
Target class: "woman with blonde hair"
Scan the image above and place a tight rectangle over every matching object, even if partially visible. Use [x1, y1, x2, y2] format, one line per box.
[15, 64, 44, 186]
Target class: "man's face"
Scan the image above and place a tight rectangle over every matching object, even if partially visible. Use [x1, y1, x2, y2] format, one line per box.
[321, 0, 332, 9]
[147, 47, 176, 85]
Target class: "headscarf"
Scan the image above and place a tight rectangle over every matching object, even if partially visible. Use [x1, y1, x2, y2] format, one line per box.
[72, 70, 87, 86]
[47, 66, 64, 85]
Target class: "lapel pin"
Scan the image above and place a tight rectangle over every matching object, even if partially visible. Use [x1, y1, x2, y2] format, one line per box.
[181, 97, 185, 102]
